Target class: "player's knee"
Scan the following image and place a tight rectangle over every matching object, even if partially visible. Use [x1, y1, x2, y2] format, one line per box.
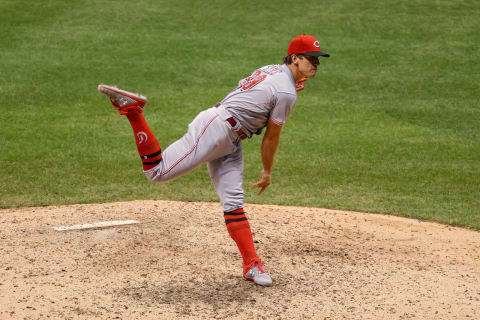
[144, 168, 168, 184]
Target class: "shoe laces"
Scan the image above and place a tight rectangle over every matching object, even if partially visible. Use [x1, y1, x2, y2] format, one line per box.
[248, 258, 266, 274]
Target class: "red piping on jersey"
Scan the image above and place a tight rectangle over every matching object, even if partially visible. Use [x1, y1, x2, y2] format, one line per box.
[270, 117, 285, 126]
[159, 114, 219, 177]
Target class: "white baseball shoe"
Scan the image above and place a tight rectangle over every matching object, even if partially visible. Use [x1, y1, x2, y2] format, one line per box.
[98, 84, 147, 115]
[243, 259, 273, 287]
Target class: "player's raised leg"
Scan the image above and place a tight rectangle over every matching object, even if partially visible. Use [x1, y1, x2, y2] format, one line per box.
[144, 106, 241, 183]
[98, 85, 162, 170]
[99, 85, 238, 183]
[207, 149, 273, 287]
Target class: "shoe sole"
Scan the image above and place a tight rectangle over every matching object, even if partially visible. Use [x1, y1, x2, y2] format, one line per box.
[243, 275, 273, 287]
[98, 84, 147, 104]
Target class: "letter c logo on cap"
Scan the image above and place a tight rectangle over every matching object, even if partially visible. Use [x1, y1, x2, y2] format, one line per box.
[313, 40, 320, 48]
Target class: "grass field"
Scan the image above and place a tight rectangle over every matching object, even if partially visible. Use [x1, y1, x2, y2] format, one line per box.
[1, 0, 479, 229]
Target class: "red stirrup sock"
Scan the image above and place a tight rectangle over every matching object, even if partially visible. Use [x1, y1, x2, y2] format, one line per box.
[125, 111, 162, 170]
[224, 209, 259, 272]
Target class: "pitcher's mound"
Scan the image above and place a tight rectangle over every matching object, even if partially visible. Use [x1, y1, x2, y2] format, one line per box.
[1, 200, 479, 319]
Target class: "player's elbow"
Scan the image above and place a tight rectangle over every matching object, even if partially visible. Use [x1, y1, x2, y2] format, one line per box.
[262, 134, 281, 149]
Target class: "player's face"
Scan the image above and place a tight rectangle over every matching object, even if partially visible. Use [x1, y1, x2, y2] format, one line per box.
[297, 55, 319, 78]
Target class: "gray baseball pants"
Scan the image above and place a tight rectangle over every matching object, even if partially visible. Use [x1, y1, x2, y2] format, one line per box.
[144, 106, 245, 212]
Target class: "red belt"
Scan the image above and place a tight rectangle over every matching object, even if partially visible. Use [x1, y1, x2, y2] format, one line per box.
[215, 103, 247, 140]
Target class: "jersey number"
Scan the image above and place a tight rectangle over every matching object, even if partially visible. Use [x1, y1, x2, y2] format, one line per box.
[240, 70, 267, 91]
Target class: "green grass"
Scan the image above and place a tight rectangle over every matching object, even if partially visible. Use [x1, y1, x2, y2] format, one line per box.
[0, 0, 479, 230]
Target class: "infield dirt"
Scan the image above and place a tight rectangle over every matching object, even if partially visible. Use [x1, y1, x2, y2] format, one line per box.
[1, 200, 479, 319]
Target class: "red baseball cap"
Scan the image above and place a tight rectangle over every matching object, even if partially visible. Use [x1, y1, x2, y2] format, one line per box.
[287, 34, 330, 57]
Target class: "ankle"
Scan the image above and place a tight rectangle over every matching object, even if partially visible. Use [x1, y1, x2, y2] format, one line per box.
[126, 109, 142, 121]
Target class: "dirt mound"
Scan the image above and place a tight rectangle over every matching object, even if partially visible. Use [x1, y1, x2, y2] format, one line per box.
[1, 200, 479, 319]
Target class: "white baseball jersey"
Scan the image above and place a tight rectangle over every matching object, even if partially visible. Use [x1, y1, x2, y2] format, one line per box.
[221, 64, 297, 137]
[145, 64, 298, 212]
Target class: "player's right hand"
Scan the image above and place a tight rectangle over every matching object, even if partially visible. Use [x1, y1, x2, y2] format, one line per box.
[252, 170, 271, 195]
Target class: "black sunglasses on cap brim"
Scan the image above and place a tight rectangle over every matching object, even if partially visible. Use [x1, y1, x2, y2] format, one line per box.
[297, 54, 320, 66]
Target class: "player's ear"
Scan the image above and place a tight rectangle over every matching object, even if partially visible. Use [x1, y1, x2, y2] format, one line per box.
[291, 54, 300, 66]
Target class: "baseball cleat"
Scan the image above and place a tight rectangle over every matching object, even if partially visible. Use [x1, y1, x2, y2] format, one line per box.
[243, 259, 273, 287]
[98, 84, 147, 115]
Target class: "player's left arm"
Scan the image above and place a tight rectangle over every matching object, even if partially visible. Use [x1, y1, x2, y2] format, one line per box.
[252, 119, 283, 195]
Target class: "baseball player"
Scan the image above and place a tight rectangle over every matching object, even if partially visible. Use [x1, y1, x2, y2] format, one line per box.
[98, 34, 329, 286]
